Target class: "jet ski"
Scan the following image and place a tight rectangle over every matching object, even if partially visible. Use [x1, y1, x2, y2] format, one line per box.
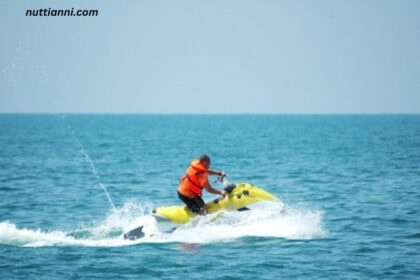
[123, 178, 277, 240]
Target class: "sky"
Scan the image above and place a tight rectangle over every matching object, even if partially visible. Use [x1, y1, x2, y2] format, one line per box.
[0, 0, 419, 114]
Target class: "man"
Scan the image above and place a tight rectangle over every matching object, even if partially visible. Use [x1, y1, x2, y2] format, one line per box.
[178, 154, 226, 215]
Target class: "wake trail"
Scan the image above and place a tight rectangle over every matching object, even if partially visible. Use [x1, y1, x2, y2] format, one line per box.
[0, 200, 326, 247]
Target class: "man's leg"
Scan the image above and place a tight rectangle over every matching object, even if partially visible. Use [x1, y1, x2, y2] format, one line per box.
[178, 191, 202, 214]
[191, 196, 207, 215]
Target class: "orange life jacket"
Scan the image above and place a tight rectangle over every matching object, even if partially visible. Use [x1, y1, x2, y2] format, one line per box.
[178, 160, 208, 198]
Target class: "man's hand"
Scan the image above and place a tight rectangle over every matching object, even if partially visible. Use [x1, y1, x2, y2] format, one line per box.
[219, 171, 226, 178]
[220, 190, 227, 197]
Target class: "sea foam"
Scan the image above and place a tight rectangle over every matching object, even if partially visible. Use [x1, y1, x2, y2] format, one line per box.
[0, 200, 326, 247]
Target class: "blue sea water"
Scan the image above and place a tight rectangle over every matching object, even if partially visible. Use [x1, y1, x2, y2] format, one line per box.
[0, 114, 419, 279]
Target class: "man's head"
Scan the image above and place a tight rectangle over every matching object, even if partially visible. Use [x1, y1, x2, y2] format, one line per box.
[199, 154, 211, 168]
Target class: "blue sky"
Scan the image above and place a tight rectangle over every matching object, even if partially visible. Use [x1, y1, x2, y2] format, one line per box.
[1, 0, 419, 113]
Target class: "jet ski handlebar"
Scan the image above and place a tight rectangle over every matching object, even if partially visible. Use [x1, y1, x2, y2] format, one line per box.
[216, 175, 237, 194]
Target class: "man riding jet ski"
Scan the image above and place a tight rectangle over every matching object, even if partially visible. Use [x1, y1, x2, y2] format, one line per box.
[177, 154, 227, 215]
[123, 155, 277, 240]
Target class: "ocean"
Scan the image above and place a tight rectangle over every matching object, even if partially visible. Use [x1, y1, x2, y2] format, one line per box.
[0, 114, 419, 279]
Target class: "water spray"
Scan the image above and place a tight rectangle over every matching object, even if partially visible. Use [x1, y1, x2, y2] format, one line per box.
[61, 115, 116, 210]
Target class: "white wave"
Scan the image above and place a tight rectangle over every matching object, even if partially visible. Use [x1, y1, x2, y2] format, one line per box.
[0, 200, 326, 247]
[145, 202, 326, 244]
[0, 221, 132, 247]
[0, 201, 151, 248]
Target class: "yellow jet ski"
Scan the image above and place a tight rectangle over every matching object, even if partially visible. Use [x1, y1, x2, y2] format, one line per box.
[123, 179, 277, 240]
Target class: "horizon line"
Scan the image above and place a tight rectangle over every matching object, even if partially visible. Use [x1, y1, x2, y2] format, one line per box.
[0, 112, 419, 116]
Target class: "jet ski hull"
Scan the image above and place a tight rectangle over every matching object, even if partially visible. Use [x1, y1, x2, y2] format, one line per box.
[153, 183, 277, 224]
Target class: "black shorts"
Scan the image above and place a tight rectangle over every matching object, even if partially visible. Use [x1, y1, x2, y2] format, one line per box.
[177, 191, 205, 214]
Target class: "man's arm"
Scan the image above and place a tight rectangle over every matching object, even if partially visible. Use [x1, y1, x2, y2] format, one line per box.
[207, 169, 225, 176]
[201, 172, 226, 196]
[204, 185, 225, 195]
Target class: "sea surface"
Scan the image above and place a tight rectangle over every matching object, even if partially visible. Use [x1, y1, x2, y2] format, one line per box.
[0, 114, 419, 279]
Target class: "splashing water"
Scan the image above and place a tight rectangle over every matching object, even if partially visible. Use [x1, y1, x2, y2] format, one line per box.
[73, 135, 116, 210]
[61, 115, 116, 210]
[0, 200, 326, 247]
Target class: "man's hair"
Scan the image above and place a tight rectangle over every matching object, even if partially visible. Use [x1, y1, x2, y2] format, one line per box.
[199, 154, 211, 164]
